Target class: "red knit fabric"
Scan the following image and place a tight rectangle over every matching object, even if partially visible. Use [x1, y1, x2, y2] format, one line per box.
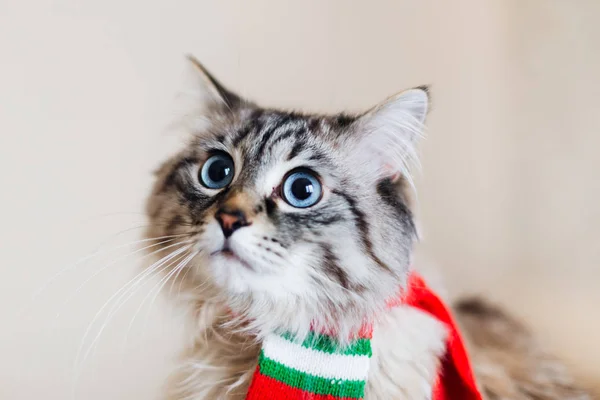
[403, 273, 482, 400]
[246, 373, 357, 400]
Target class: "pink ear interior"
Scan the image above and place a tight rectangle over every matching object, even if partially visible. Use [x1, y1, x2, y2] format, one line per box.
[382, 163, 402, 182]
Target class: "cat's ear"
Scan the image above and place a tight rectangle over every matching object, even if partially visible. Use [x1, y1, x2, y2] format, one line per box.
[186, 55, 244, 110]
[352, 86, 429, 183]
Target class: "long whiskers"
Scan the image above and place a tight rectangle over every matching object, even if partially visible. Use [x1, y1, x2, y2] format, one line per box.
[134, 250, 200, 345]
[53, 237, 184, 322]
[89, 249, 192, 362]
[71, 240, 193, 396]
[19, 232, 191, 317]
[79, 241, 193, 354]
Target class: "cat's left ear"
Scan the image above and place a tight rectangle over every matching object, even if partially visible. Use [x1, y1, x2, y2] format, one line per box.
[186, 55, 244, 110]
[352, 87, 429, 182]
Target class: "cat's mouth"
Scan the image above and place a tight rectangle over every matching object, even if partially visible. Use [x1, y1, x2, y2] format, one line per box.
[211, 244, 254, 271]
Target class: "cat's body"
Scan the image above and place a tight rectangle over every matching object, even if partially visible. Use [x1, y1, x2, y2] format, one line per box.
[145, 58, 594, 400]
[160, 290, 591, 400]
[165, 301, 448, 400]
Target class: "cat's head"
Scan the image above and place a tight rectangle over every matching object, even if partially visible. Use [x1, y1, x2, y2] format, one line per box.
[146, 58, 429, 335]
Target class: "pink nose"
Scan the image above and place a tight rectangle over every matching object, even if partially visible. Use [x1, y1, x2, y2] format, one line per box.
[215, 209, 251, 238]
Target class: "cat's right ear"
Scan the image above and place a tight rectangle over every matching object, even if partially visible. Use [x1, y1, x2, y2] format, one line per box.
[349, 87, 430, 184]
[186, 55, 244, 110]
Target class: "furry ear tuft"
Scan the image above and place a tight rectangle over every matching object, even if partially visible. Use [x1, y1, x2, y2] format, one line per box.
[353, 87, 430, 185]
[186, 55, 243, 110]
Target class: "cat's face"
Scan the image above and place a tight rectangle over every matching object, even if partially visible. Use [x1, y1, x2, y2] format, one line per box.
[146, 58, 428, 332]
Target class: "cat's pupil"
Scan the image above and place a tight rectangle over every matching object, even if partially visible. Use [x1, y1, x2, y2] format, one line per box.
[208, 159, 231, 183]
[291, 177, 314, 200]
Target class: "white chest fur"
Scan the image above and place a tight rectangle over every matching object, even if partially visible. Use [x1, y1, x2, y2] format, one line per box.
[366, 306, 448, 400]
[167, 305, 448, 400]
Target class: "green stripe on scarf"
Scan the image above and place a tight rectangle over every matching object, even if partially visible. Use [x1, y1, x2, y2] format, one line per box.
[281, 331, 372, 356]
[258, 352, 366, 398]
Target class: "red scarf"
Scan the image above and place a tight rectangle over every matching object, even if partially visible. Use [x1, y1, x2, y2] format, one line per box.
[245, 271, 482, 400]
[402, 272, 482, 400]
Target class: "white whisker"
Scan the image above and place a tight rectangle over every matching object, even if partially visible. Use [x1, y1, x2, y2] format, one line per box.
[71, 241, 192, 396]
[89, 251, 192, 365]
[19, 232, 191, 317]
[129, 251, 199, 347]
[175, 261, 193, 297]
[54, 237, 184, 322]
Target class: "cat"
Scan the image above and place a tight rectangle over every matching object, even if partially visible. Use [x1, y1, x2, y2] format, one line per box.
[144, 57, 594, 400]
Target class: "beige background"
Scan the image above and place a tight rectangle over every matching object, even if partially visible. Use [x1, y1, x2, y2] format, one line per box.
[1, 0, 598, 398]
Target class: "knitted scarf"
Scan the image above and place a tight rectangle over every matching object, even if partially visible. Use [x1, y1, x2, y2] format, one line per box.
[245, 271, 482, 400]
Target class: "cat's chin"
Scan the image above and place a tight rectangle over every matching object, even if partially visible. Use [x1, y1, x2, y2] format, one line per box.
[208, 255, 260, 295]
[208, 256, 296, 302]
[212, 249, 255, 271]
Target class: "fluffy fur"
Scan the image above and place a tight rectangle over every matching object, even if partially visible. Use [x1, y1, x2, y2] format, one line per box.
[456, 298, 594, 399]
[144, 58, 595, 400]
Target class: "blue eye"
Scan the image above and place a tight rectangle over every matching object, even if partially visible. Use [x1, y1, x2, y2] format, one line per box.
[199, 153, 234, 189]
[282, 169, 322, 208]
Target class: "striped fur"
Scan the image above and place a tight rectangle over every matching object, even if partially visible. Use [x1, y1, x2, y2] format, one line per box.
[144, 58, 594, 399]
[145, 58, 428, 399]
[146, 58, 425, 342]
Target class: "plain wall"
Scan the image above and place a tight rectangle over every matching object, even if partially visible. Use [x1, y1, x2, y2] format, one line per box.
[1, 1, 598, 398]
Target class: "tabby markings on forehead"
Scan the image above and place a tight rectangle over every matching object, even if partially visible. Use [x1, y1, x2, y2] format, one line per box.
[267, 124, 308, 158]
[287, 141, 306, 161]
[254, 114, 304, 158]
[232, 109, 264, 147]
